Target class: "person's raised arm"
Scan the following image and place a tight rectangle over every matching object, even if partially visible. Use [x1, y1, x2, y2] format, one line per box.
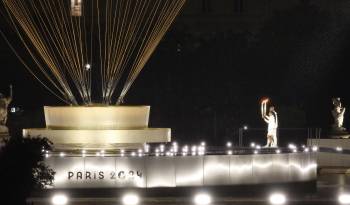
[261, 101, 270, 123]
[341, 107, 346, 114]
[261, 101, 265, 119]
[9, 84, 13, 99]
[5, 85, 13, 105]
[273, 110, 278, 126]
[261, 99, 269, 119]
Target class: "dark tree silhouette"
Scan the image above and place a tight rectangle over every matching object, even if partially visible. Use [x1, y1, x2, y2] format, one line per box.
[0, 136, 55, 205]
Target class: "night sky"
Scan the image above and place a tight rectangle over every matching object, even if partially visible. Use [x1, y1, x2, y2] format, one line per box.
[1, 0, 350, 145]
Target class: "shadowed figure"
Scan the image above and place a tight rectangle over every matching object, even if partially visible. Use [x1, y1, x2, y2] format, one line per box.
[0, 85, 12, 133]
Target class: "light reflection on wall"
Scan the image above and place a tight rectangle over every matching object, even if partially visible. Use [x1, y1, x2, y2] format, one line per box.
[47, 153, 316, 188]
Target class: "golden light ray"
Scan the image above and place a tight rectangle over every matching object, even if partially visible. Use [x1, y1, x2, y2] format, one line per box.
[0, 0, 186, 105]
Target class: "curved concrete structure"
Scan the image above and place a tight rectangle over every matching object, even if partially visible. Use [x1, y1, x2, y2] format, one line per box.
[23, 106, 170, 150]
[44, 106, 150, 129]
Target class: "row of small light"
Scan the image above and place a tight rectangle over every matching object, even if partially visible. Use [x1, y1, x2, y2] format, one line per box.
[43, 141, 207, 158]
[43, 141, 346, 158]
[50, 192, 350, 205]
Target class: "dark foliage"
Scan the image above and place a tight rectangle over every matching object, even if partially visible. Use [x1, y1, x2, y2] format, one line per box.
[0, 136, 55, 205]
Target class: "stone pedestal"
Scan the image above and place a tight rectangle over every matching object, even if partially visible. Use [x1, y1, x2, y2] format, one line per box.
[0, 125, 8, 133]
[329, 128, 350, 139]
[0, 130, 9, 148]
[307, 138, 350, 167]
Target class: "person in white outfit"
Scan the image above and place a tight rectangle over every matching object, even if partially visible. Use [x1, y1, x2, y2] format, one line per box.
[261, 98, 278, 147]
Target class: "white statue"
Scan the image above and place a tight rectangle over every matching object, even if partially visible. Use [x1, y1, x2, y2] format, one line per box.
[332, 97, 346, 131]
[261, 98, 278, 147]
[0, 85, 13, 134]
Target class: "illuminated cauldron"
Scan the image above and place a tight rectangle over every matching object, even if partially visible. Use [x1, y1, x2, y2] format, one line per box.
[23, 106, 170, 150]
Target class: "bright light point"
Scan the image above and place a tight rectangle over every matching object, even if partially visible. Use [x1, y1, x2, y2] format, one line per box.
[121, 149, 125, 153]
[304, 148, 309, 152]
[302, 144, 306, 148]
[45, 153, 49, 158]
[96, 152, 100, 156]
[312, 146, 318, 152]
[256, 145, 261, 150]
[101, 150, 105, 154]
[288, 144, 296, 149]
[192, 146, 197, 152]
[338, 193, 350, 204]
[122, 193, 139, 205]
[172, 143, 178, 153]
[254, 150, 258, 154]
[250, 142, 255, 148]
[52, 194, 68, 205]
[243, 125, 248, 130]
[194, 193, 212, 205]
[46, 150, 49, 154]
[85, 64, 91, 70]
[160, 144, 165, 152]
[227, 150, 233, 155]
[144, 144, 150, 152]
[59, 152, 65, 157]
[138, 149, 142, 153]
[192, 152, 196, 156]
[82, 150, 86, 154]
[269, 193, 286, 205]
[275, 149, 281, 154]
[131, 152, 136, 156]
[226, 142, 232, 147]
[201, 141, 206, 146]
[336, 147, 343, 152]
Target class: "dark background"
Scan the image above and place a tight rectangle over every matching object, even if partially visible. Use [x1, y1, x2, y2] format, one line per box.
[1, 0, 350, 146]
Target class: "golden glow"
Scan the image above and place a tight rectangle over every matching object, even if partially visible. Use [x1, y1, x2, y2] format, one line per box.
[2, 0, 186, 104]
[44, 106, 150, 129]
[23, 106, 171, 149]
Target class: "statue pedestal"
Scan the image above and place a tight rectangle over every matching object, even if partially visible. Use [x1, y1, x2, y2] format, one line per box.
[0, 130, 9, 148]
[329, 128, 350, 139]
[0, 125, 8, 133]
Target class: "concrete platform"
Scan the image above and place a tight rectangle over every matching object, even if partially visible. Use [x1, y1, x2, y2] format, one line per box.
[308, 138, 350, 149]
[307, 138, 350, 167]
[44, 152, 316, 189]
